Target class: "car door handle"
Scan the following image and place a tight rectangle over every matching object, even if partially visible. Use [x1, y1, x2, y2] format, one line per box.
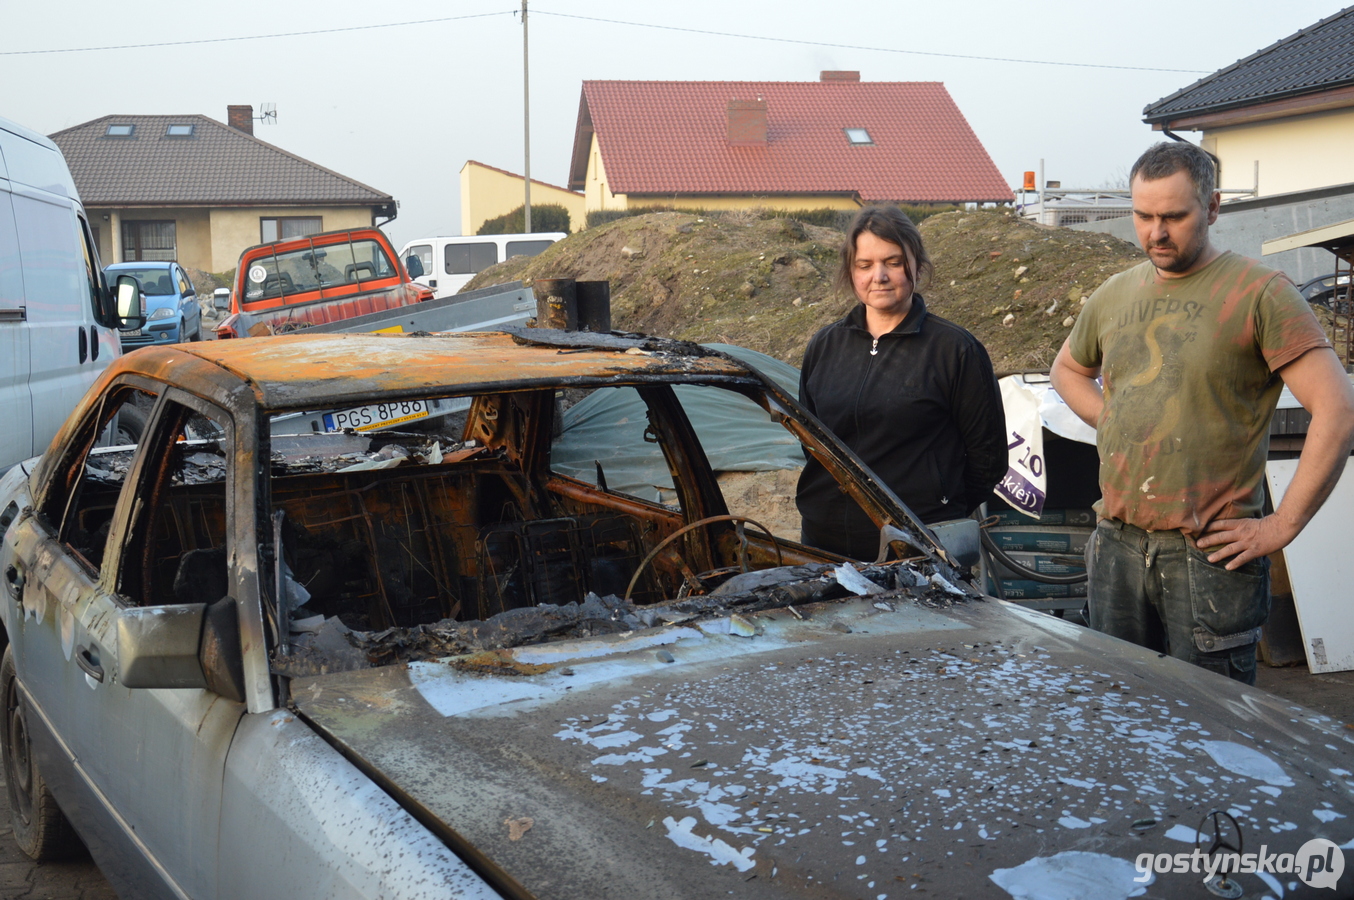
[3, 564, 23, 599]
[76, 645, 104, 683]
[78, 327, 88, 364]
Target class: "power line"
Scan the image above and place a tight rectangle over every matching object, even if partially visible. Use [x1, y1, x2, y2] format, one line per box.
[533, 10, 1210, 75]
[1, 6, 1210, 74]
[0, 11, 513, 56]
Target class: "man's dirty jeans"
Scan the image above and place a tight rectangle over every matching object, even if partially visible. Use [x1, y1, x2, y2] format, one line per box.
[1085, 519, 1270, 685]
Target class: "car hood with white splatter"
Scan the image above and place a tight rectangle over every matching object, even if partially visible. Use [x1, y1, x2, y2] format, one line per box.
[292, 570, 1354, 900]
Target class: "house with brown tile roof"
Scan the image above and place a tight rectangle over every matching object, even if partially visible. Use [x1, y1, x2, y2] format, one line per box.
[567, 72, 1012, 217]
[50, 106, 396, 273]
[1142, 7, 1354, 198]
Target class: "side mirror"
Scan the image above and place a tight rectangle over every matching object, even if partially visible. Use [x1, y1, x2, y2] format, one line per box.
[116, 596, 245, 701]
[927, 518, 981, 570]
[114, 274, 144, 330]
[405, 255, 425, 278]
[118, 604, 209, 689]
[213, 288, 231, 311]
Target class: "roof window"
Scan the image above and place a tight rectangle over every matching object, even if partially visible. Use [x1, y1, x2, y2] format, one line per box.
[165, 123, 194, 137]
[105, 124, 134, 137]
[844, 128, 873, 145]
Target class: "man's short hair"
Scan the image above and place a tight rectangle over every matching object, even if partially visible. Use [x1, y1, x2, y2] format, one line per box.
[836, 205, 934, 295]
[1130, 142, 1217, 210]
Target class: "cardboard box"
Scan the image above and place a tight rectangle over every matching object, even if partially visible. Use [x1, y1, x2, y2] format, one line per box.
[989, 507, 1096, 527]
[996, 579, 1089, 599]
[991, 550, 1086, 580]
[987, 525, 1093, 554]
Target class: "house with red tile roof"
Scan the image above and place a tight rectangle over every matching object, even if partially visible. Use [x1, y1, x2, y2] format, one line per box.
[567, 72, 1012, 217]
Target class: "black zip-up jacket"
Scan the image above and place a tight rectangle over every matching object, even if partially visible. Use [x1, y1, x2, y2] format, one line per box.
[795, 296, 1007, 559]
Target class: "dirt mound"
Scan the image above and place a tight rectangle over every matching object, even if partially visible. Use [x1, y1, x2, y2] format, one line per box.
[464, 211, 851, 365]
[464, 209, 1144, 372]
[920, 211, 1144, 372]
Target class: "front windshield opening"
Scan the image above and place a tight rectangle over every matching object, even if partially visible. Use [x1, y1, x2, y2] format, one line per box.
[268, 380, 942, 675]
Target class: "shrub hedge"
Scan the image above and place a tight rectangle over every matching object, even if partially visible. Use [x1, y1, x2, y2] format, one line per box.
[478, 204, 571, 235]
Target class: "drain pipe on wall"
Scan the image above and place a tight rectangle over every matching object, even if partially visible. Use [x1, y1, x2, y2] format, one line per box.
[1162, 127, 1225, 179]
[1161, 127, 1257, 198]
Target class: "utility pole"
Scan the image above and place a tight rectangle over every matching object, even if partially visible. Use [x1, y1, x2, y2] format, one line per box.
[522, 0, 532, 234]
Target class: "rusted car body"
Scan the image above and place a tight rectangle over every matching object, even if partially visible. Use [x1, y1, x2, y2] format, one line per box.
[0, 330, 1351, 899]
[214, 228, 432, 339]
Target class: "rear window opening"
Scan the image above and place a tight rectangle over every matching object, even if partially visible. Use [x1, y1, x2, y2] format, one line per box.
[244, 239, 396, 304]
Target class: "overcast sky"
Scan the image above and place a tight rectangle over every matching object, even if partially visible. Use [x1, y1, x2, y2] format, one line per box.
[2, 0, 1341, 251]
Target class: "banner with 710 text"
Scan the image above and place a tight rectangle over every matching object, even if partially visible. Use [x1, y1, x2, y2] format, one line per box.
[996, 377, 1046, 519]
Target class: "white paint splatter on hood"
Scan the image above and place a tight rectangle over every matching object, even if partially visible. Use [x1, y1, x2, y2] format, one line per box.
[1202, 740, 1294, 787]
[989, 850, 1150, 899]
[663, 816, 755, 871]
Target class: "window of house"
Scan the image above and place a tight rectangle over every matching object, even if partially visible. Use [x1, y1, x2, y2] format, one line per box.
[261, 217, 323, 243]
[844, 128, 873, 145]
[165, 124, 195, 137]
[105, 124, 135, 137]
[121, 221, 176, 262]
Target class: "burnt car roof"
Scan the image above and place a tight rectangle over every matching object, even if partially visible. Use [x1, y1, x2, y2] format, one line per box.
[115, 330, 756, 412]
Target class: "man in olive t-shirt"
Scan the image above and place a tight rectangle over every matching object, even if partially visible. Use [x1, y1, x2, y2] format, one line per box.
[1051, 142, 1354, 684]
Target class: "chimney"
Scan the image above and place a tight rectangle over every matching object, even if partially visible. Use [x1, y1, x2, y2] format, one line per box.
[727, 99, 768, 146]
[227, 105, 254, 136]
[820, 71, 861, 83]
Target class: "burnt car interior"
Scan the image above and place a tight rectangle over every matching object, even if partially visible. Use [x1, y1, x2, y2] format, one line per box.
[53, 379, 883, 643]
[259, 384, 824, 632]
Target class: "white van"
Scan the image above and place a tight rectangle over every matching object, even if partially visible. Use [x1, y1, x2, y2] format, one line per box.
[0, 116, 141, 472]
[399, 233, 565, 299]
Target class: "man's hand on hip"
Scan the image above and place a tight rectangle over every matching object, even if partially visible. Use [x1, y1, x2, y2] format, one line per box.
[1196, 515, 1297, 569]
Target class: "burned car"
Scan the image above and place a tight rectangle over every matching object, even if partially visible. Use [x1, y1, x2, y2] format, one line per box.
[1, 330, 1352, 900]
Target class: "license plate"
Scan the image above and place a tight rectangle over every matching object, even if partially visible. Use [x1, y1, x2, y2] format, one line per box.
[121, 328, 142, 336]
[323, 400, 430, 432]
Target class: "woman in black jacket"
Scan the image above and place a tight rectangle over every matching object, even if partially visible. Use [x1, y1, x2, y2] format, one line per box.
[796, 206, 1007, 560]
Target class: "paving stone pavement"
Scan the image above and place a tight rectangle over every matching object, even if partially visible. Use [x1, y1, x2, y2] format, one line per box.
[0, 773, 116, 900]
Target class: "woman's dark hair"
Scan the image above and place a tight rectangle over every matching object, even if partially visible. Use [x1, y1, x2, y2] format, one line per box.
[835, 205, 933, 296]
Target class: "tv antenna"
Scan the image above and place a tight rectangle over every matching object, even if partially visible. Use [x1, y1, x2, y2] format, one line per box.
[256, 103, 277, 125]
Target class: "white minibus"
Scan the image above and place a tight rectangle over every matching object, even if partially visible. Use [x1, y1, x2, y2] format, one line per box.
[399, 233, 565, 299]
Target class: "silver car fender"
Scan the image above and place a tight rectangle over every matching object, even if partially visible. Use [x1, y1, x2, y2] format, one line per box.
[219, 709, 499, 900]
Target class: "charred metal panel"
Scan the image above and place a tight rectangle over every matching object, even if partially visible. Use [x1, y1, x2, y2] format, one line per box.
[179, 332, 753, 412]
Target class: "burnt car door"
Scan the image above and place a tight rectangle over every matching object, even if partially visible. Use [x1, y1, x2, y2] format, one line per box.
[11, 380, 246, 898]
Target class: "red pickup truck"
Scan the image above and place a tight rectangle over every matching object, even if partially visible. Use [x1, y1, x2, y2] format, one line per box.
[215, 227, 432, 339]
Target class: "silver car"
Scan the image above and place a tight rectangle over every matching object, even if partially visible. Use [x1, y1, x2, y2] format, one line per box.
[1, 330, 1351, 899]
